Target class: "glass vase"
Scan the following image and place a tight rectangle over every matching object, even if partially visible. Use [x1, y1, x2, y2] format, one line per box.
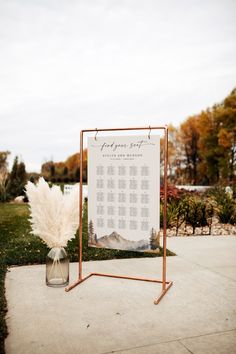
[46, 247, 69, 287]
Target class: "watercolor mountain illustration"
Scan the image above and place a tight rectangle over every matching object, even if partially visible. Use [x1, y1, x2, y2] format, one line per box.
[96, 231, 149, 251]
[88, 220, 160, 252]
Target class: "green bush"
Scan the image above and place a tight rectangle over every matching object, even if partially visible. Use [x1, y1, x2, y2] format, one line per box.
[160, 198, 188, 235]
[184, 195, 209, 234]
[206, 187, 236, 225]
[161, 193, 216, 235]
[216, 195, 236, 225]
[204, 197, 215, 234]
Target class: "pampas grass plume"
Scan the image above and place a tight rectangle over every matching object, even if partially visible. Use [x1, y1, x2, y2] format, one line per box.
[25, 178, 79, 248]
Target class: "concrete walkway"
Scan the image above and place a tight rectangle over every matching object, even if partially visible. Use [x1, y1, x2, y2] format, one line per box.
[5, 236, 236, 354]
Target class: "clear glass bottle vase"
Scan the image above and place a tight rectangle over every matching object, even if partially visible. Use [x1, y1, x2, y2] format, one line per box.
[46, 247, 69, 287]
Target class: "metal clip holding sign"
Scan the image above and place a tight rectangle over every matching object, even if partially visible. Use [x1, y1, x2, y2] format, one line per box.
[65, 125, 173, 305]
[148, 125, 151, 139]
[94, 128, 98, 141]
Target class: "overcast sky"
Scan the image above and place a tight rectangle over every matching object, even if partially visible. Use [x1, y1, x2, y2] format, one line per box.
[1, 0, 236, 172]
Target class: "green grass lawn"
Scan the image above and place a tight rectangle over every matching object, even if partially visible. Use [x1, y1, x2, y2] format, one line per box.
[0, 202, 175, 353]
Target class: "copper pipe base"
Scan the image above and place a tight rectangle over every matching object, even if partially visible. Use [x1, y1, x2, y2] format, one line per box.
[65, 273, 93, 292]
[65, 273, 173, 305]
[154, 281, 173, 305]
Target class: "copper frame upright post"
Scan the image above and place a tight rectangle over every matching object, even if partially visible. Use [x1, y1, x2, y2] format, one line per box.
[162, 126, 168, 291]
[65, 126, 173, 305]
[79, 130, 83, 281]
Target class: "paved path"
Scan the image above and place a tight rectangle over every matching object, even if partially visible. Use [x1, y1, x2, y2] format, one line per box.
[5, 236, 236, 354]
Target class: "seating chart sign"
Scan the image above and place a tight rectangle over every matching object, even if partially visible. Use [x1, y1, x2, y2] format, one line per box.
[88, 135, 160, 252]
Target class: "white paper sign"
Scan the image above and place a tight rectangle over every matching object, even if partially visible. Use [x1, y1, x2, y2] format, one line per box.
[88, 135, 160, 252]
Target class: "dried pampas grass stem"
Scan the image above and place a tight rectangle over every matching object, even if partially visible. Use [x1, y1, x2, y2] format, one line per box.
[25, 178, 79, 248]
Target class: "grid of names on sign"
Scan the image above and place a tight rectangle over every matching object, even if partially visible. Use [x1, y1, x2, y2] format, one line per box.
[95, 164, 151, 231]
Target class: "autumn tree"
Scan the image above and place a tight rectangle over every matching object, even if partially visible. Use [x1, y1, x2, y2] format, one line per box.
[41, 160, 55, 179]
[215, 89, 236, 185]
[63, 166, 68, 176]
[54, 162, 66, 175]
[75, 167, 80, 181]
[179, 116, 200, 185]
[50, 164, 55, 177]
[42, 149, 87, 183]
[196, 89, 236, 186]
[160, 124, 180, 183]
[197, 110, 219, 184]
[65, 153, 80, 171]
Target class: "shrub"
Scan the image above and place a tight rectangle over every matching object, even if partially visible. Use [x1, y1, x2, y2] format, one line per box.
[160, 199, 187, 235]
[185, 195, 208, 234]
[205, 197, 216, 234]
[216, 195, 236, 225]
[160, 188, 219, 235]
[207, 187, 236, 225]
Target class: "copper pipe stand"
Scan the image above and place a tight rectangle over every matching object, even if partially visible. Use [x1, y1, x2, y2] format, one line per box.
[66, 126, 173, 305]
[65, 272, 173, 305]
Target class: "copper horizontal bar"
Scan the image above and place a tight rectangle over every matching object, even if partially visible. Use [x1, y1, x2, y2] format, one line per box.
[91, 272, 168, 284]
[82, 126, 167, 133]
[154, 281, 173, 305]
